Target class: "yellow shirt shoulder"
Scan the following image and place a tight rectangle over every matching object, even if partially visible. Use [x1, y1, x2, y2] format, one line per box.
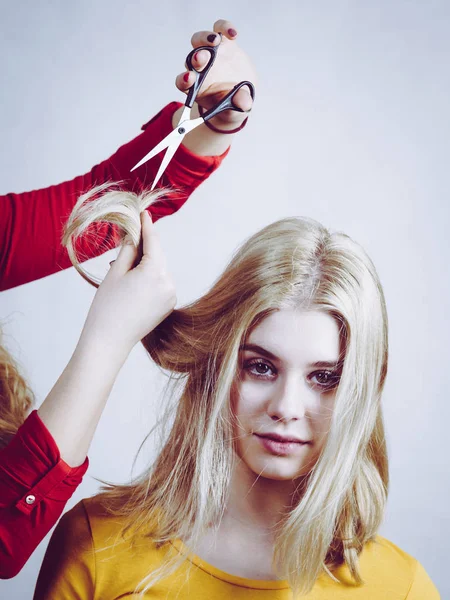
[34, 495, 440, 599]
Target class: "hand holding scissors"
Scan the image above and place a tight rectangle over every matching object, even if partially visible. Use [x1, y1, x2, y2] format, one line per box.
[131, 30, 255, 189]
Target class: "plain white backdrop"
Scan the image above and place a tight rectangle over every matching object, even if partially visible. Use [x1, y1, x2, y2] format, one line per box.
[1, 1, 448, 597]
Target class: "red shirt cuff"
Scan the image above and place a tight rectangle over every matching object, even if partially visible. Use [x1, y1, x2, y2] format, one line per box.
[0, 411, 88, 514]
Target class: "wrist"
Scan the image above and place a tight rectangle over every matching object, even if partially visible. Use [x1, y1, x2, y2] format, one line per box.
[197, 104, 248, 134]
[76, 327, 133, 372]
[172, 105, 233, 157]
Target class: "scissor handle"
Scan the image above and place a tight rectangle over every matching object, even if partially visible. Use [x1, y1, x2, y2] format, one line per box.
[185, 43, 220, 109]
[201, 81, 256, 122]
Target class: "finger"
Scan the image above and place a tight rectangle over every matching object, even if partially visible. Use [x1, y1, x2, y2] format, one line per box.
[190, 30, 221, 49]
[111, 237, 138, 276]
[181, 49, 210, 79]
[175, 71, 195, 93]
[140, 210, 164, 263]
[232, 86, 253, 113]
[177, 47, 210, 90]
[213, 19, 238, 40]
[190, 48, 211, 71]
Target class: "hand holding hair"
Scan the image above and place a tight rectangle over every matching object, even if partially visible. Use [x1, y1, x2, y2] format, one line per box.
[80, 210, 176, 354]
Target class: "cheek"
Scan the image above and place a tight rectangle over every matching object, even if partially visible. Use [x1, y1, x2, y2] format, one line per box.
[230, 383, 259, 457]
[231, 379, 269, 419]
[309, 396, 336, 441]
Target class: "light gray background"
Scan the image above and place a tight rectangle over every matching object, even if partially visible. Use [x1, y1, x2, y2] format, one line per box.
[1, 1, 448, 598]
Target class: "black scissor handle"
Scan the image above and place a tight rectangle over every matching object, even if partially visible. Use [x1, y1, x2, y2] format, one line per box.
[201, 81, 256, 122]
[185, 41, 220, 109]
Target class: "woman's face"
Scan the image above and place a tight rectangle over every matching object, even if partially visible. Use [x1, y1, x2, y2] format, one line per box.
[231, 308, 342, 481]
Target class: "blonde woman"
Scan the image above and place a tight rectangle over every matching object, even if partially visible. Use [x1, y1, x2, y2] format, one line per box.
[33, 187, 440, 598]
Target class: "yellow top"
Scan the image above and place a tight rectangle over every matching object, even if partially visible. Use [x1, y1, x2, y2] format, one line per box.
[33, 496, 440, 599]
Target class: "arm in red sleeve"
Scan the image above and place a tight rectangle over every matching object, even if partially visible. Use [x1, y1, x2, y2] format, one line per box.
[0, 102, 229, 291]
[0, 410, 88, 579]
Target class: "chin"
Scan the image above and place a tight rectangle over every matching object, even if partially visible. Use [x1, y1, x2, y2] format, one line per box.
[247, 457, 311, 481]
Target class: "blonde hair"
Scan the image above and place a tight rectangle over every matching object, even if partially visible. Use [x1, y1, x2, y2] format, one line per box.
[62, 182, 166, 286]
[0, 328, 34, 449]
[64, 186, 389, 597]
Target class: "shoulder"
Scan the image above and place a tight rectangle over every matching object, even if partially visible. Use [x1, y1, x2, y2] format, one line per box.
[81, 496, 171, 571]
[35, 494, 164, 597]
[34, 499, 96, 597]
[356, 536, 440, 599]
[69, 494, 138, 557]
[80, 495, 124, 536]
[364, 536, 418, 571]
[55, 497, 93, 547]
[80, 494, 161, 541]
[77, 495, 170, 586]
[46, 495, 133, 568]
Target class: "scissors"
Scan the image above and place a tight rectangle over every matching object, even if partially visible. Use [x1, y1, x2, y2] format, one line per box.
[130, 38, 255, 189]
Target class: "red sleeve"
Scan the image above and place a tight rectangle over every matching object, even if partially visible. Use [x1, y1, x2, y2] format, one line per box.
[0, 410, 88, 579]
[0, 102, 229, 291]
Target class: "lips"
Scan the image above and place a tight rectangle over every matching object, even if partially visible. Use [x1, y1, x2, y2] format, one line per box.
[255, 433, 310, 456]
[255, 433, 310, 444]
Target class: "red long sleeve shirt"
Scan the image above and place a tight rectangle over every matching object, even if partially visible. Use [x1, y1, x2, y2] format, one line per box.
[0, 102, 228, 578]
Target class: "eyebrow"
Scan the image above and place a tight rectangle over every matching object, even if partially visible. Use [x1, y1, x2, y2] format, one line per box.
[239, 344, 342, 370]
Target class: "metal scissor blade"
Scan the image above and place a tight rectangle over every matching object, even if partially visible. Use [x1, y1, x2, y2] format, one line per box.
[130, 128, 182, 172]
[150, 139, 182, 190]
[148, 116, 204, 188]
[180, 116, 204, 134]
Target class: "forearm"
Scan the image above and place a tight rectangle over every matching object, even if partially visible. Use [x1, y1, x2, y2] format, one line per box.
[37, 334, 130, 468]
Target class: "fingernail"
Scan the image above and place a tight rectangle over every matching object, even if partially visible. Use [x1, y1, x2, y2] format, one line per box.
[183, 72, 190, 82]
[207, 34, 217, 43]
[228, 28, 237, 37]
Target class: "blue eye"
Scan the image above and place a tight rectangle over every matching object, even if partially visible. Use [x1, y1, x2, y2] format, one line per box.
[309, 370, 340, 391]
[244, 359, 276, 380]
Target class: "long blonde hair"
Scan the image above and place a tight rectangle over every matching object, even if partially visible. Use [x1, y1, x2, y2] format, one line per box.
[64, 186, 389, 597]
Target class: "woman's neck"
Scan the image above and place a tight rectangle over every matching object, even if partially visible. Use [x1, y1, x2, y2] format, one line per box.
[221, 458, 299, 537]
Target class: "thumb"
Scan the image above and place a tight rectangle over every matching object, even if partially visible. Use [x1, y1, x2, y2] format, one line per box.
[232, 86, 253, 112]
[141, 210, 156, 257]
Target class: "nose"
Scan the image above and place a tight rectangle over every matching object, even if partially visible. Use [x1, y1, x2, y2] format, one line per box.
[267, 373, 309, 423]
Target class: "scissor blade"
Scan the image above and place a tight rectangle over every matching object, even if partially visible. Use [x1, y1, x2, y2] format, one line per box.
[150, 139, 182, 190]
[148, 116, 204, 188]
[130, 128, 181, 172]
[180, 116, 204, 134]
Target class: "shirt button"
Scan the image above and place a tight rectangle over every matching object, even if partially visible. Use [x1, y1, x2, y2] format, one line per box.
[25, 495, 36, 505]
